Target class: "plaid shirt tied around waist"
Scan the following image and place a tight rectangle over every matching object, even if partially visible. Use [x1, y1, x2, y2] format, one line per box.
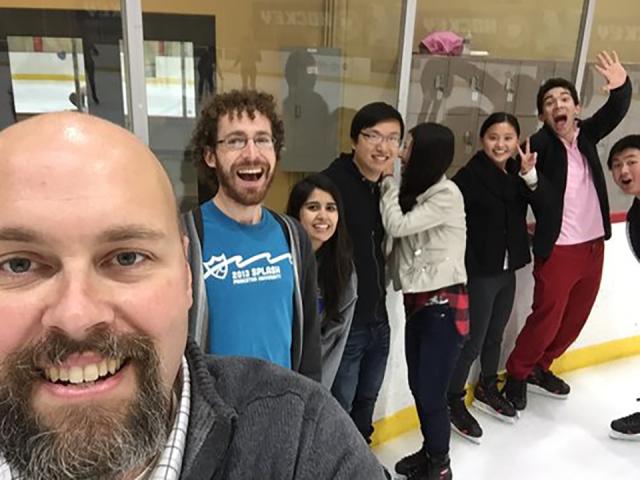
[404, 283, 469, 336]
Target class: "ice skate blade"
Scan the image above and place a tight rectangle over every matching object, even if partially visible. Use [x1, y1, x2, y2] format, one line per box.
[609, 429, 640, 441]
[527, 384, 569, 399]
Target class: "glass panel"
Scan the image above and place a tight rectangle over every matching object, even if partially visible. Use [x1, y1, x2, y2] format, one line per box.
[143, 40, 196, 118]
[8, 36, 87, 113]
[0, 6, 125, 129]
[409, 0, 586, 175]
[140, 0, 405, 212]
[0, 4, 126, 128]
[583, 0, 640, 213]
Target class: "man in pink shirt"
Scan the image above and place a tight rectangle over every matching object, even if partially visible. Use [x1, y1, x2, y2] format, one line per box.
[504, 51, 632, 411]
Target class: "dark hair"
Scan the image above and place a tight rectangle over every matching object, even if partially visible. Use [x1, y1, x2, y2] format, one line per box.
[286, 174, 353, 324]
[536, 78, 580, 114]
[399, 122, 455, 213]
[350, 102, 405, 142]
[480, 112, 520, 138]
[607, 134, 640, 169]
[190, 89, 285, 189]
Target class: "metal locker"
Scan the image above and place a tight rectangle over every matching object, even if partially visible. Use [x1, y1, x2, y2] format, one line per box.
[446, 57, 487, 115]
[553, 61, 573, 81]
[513, 61, 553, 117]
[411, 55, 449, 123]
[481, 60, 520, 114]
[443, 112, 478, 176]
[517, 115, 540, 142]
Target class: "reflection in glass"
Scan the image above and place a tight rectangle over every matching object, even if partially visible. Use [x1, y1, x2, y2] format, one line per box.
[408, 0, 585, 175]
[8, 36, 88, 114]
[120, 40, 196, 118]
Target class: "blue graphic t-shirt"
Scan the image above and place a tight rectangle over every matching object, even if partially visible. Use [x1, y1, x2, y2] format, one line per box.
[201, 201, 294, 368]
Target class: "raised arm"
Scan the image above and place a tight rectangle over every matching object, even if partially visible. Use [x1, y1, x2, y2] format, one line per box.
[379, 176, 456, 238]
[581, 50, 632, 142]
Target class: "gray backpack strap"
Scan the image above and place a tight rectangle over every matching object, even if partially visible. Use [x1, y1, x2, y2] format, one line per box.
[271, 211, 304, 370]
[182, 209, 209, 350]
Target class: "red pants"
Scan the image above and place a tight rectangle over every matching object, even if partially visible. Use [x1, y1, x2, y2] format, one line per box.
[506, 238, 604, 379]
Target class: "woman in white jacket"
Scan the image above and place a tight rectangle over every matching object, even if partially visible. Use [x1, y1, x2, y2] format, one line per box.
[380, 123, 467, 480]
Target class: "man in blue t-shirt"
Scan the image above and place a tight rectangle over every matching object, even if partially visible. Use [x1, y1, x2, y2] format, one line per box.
[184, 90, 321, 381]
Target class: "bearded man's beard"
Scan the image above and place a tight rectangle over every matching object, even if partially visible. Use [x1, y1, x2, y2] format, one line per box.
[0, 326, 173, 480]
[215, 160, 274, 206]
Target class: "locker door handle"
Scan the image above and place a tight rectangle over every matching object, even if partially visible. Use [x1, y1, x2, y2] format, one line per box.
[434, 74, 445, 99]
[505, 76, 515, 103]
[470, 75, 480, 102]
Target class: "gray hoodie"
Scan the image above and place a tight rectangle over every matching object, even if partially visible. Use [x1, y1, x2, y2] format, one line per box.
[181, 341, 387, 479]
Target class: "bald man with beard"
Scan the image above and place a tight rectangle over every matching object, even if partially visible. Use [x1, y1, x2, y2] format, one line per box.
[0, 112, 385, 480]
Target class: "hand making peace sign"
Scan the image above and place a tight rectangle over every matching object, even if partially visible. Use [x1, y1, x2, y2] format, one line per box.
[518, 138, 537, 175]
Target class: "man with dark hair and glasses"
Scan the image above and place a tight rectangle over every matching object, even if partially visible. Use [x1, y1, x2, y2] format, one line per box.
[323, 102, 404, 443]
[185, 90, 321, 382]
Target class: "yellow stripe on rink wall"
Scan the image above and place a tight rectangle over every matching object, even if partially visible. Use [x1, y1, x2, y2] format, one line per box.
[550, 335, 640, 374]
[12, 73, 83, 81]
[369, 335, 640, 446]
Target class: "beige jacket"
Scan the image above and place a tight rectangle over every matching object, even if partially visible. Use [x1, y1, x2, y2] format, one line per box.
[380, 175, 467, 293]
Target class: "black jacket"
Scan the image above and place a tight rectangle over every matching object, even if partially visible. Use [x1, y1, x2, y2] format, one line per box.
[323, 153, 388, 326]
[530, 77, 632, 259]
[453, 151, 549, 277]
[181, 341, 386, 479]
[628, 197, 640, 261]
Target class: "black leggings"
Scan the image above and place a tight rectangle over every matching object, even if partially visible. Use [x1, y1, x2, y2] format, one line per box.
[448, 271, 516, 396]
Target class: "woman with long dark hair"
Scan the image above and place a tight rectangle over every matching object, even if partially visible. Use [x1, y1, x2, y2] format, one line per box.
[446, 113, 542, 443]
[287, 173, 357, 389]
[380, 123, 467, 480]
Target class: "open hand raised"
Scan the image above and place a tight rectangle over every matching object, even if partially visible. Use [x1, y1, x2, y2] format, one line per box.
[594, 50, 627, 92]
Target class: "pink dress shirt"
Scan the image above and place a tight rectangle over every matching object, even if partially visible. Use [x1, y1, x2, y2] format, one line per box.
[556, 128, 605, 245]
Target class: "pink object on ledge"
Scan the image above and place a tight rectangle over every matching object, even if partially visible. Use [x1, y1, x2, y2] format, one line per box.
[419, 31, 464, 56]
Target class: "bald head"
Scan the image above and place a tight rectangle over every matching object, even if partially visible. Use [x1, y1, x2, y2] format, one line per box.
[0, 112, 177, 220]
[0, 112, 182, 237]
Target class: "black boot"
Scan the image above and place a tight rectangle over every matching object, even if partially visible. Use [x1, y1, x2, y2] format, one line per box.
[448, 393, 482, 443]
[395, 445, 428, 476]
[474, 375, 517, 423]
[426, 453, 452, 480]
[504, 375, 527, 411]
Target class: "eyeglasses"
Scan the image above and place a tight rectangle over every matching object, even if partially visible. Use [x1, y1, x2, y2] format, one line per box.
[360, 131, 402, 148]
[216, 134, 275, 151]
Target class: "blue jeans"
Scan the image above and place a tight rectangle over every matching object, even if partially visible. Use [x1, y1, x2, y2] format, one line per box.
[331, 322, 390, 442]
[406, 304, 463, 456]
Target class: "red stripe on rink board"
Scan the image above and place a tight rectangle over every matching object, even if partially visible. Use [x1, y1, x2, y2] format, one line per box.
[610, 211, 627, 223]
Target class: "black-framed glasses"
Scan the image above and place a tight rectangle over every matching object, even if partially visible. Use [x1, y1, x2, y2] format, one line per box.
[360, 131, 402, 148]
[216, 134, 275, 151]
